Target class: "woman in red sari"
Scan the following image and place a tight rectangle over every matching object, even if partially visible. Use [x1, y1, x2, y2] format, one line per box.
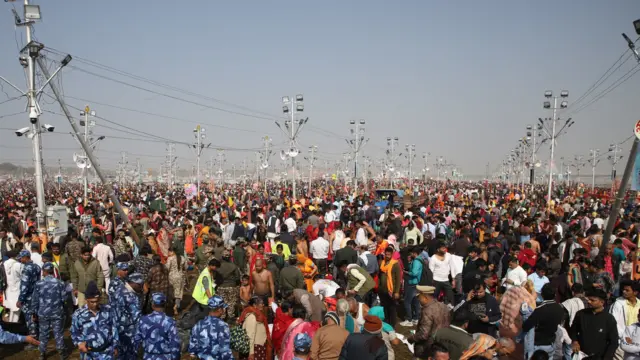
[272, 301, 294, 354]
[279, 304, 320, 360]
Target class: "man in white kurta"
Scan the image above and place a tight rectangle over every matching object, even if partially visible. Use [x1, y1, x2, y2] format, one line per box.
[2, 252, 23, 322]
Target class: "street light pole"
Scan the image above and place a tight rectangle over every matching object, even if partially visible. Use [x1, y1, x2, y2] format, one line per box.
[279, 94, 307, 199]
[590, 149, 600, 190]
[543, 90, 569, 205]
[405, 144, 416, 191]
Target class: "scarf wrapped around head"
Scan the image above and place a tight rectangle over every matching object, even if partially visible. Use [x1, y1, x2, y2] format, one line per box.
[460, 334, 496, 360]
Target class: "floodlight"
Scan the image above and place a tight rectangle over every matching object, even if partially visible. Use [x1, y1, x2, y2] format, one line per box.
[61, 54, 72, 67]
[560, 90, 569, 98]
[27, 42, 41, 58]
[295, 94, 303, 102]
[544, 90, 552, 98]
[24, 4, 41, 21]
[282, 105, 289, 114]
[560, 101, 568, 108]
[386, 137, 391, 141]
[526, 125, 532, 130]
[359, 119, 365, 125]
[42, 124, 54, 132]
[634, 19, 640, 35]
[282, 96, 290, 103]
[296, 104, 304, 112]
[543, 101, 551, 109]
[350, 120, 355, 125]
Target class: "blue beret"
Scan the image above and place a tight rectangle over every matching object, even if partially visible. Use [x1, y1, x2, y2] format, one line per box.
[151, 293, 166, 305]
[42, 262, 54, 272]
[127, 273, 144, 285]
[207, 296, 228, 309]
[85, 281, 100, 299]
[294, 333, 312, 352]
[116, 262, 129, 271]
[18, 250, 31, 258]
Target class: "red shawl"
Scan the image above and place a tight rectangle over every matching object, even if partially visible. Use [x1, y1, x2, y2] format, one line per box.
[271, 308, 294, 352]
[238, 306, 273, 359]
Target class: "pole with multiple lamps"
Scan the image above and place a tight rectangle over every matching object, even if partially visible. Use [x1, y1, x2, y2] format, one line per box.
[385, 137, 401, 187]
[405, 144, 416, 191]
[542, 90, 570, 205]
[260, 136, 272, 190]
[277, 94, 308, 199]
[304, 145, 318, 197]
[192, 125, 210, 199]
[347, 120, 367, 195]
[589, 149, 600, 190]
[0, 2, 72, 232]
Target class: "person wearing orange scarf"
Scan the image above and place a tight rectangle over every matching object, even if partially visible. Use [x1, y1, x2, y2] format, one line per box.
[378, 246, 401, 326]
[238, 296, 273, 360]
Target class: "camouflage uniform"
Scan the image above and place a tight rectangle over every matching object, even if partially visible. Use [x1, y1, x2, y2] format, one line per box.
[112, 284, 142, 360]
[188, 296, 234, 360]
[0, 326, 26, 344]
[71, 303, 118, 360]
[107, 276, 124, 303]
[31, 271, 67, 355]
[19, 261, 41, 337]
[134, 302, 180, 359]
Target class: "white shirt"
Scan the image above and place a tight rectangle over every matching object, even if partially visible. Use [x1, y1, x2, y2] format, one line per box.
[355, 228, 367, 247]
[312, 279, 341, 297]
[325, 211, 336, 223]
[310, 237, 330, 260]
[30, 252, 43, 270]
[429, 252, 455, 282]
[284, 218, 297, 233]
[502, 266, 528, 289]
[593, 218, 605, 230]
[621, 323, 640, 359]
[92, 243, 113, 276]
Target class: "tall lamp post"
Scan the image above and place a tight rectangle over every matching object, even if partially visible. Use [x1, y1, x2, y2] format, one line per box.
[278, 94, 308, 199]
[543, 90, 569, 205]
[347, 119, 367, 195]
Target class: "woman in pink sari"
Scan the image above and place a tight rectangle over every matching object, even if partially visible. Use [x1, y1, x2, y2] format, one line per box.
[278, 305, 320, 360]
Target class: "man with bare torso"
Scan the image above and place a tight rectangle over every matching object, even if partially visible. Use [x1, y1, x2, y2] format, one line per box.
[251, 259, 275, 304]
[296, 234, 309, 258]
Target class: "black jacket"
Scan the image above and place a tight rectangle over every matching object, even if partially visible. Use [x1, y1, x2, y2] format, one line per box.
[334, 247, 358, 267]
[339, 333, 388, 360]
[522, 300, 565, 346]
[569, 308, 618, 359]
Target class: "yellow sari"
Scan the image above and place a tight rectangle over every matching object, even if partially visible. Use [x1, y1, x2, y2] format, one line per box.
[297, 254, 317, 292]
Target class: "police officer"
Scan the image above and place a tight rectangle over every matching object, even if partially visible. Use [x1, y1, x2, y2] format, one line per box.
[108, 262, 129, 302]
[134, 293, 180, 359]
[188, 295, 234, 360]
[16, 249, 41, 344]
[32, 262, 68, 360]
[113, 272, 143, 360]
[0, 326, 40, 346]
[71, 281, 118, 359]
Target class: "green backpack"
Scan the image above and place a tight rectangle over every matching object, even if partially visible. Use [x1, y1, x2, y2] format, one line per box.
[230, 325, 250, 355]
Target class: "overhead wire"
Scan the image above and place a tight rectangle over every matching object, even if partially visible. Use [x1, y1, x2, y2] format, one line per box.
[568, 63, 640, 115]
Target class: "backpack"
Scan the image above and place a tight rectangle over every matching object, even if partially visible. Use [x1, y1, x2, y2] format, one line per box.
[416, 258, 433, 286]
[230, 325, 250, 355]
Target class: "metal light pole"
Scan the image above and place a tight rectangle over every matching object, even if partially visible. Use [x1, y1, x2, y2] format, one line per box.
[260, 136, 272, 190]
[385, 137, 401, 187]
[216, 149, 225, 185]
[192, 125, 210, 198]
[590, 149, 600, 190]
[422, 152, 430, 182]
[405, 144, 416, 191]
[278, 94, 307, 199]
[347, 120, 367, 195]
[79, 105, 96, 204]
[608, 143, 624, 182]
[543, 90, 569, 204]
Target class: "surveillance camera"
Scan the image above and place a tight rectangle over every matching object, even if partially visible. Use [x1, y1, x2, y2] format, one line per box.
[29, 108, 38, 124]
[15, 127, 30, 137]
[42, 124, 54, 132]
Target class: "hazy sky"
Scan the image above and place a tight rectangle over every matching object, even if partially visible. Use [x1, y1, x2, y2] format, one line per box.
[1, 0, 640, 181]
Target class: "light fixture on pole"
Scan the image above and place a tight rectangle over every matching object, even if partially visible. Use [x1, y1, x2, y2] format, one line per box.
[304, 145, 318, 197]
[589, 149, 600, 190]
[347, 119, 368, 195]
[542, 89, 569, 205]
[385, 136, 401, 187]
[277, 94, 308, 199]
[192, 125, 211, 199]
[260, 136, 272, 190]
[405, 144, 416, 191]
[0, 1, 72, 233]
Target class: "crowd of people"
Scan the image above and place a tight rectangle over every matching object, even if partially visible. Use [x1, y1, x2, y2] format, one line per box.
[0, 179, 639, 360]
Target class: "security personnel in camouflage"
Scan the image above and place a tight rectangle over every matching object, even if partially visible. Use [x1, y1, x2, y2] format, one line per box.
[107, 262, 129, 302]
[17, 249, 41, 340]
[31, 262, 68, 359]
[112, 272, 143, 360]
[188, 296, 234, 360]
[133, 293, 180, 359]
[71, 281, 118, 360]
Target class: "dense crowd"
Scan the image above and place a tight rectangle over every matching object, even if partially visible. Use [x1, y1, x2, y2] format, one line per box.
[0, 179, 639, 360]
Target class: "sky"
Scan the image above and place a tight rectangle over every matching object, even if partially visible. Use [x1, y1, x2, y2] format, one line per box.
[1, 0, 640, 183]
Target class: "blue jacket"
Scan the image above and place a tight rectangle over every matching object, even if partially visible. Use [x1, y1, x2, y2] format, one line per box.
[406, 258, 423, 285]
